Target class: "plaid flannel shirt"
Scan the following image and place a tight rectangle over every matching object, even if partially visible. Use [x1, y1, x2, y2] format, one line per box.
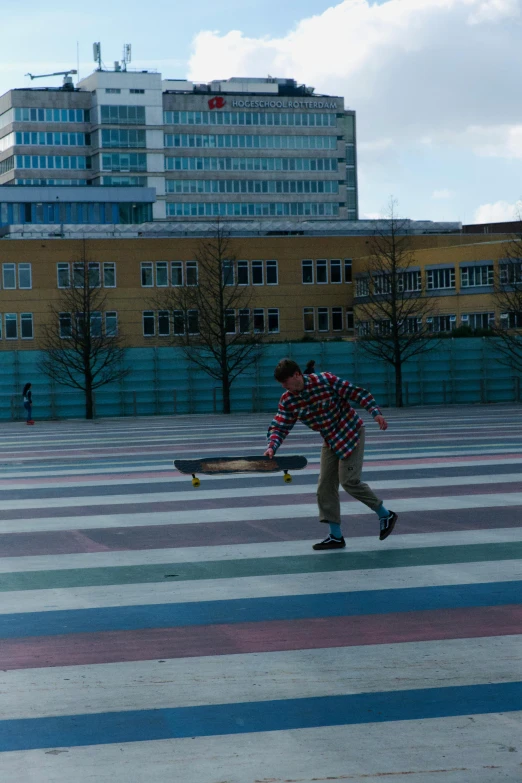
[266, 372, 382, 459]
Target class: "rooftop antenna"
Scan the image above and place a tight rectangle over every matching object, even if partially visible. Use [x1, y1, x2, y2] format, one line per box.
[122, 44, 132, 72]
[93, 42, 102, 71]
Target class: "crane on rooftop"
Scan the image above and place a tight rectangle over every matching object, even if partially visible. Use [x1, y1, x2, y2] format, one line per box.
[25, 70, 77, 89]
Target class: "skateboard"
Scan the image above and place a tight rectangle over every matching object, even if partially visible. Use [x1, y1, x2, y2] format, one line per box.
[174, 455, 307, 487]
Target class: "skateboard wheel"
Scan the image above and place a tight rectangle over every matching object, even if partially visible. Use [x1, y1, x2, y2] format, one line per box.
[283, 472, 292, 483]
[192, 476, 200, 487]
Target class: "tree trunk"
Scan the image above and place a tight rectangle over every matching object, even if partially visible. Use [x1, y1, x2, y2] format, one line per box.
[222, 374, 231, 414]
[394, 361, 403, 408]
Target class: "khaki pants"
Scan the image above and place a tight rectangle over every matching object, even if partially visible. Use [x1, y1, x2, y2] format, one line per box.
[317, 428, 381, 525]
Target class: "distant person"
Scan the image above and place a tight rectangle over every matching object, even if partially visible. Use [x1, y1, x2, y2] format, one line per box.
[22, 383, 34, 425]
[264, 358, 397, 550]
[304, 359, 316, 375]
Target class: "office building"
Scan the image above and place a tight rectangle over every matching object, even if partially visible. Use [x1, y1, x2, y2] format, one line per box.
[0, 68, 357, 222]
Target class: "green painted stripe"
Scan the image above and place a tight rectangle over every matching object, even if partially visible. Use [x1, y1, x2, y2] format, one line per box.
[1, 541, 521, 593]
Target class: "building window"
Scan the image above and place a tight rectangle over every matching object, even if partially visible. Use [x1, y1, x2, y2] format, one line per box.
[460, 265, 494, 288]
[103, 262, 116, 288]
[57, 263, 70, 288]
[344, 259, 352, 283]
[141, 262, 153, 287]
[105, 311, 118, 336]
[105, 88, 121, 94]
[398, 270, 421, 292]
[143, 310, 155, 336]
[173, 310, 185, 335]
[332, 307, 343, 331]
[100, 105, 146, 124]
[373, 274, 391, 295]
[375, 319, 392, 336]
[2, 264, 16, 290]
[346, 309, 354, 330]
[156, 262, 169, 287]
[428, 314, 456, 332]
[238, 261, 249, 285]
[20, 313, 33, 339]
[171, 261, 183, 286]
[356, 321, 371, 336]
[318, 307, 329, 331]
[158, 310, 170, 336]
[500, 311, 522, 329]
[5, 313, 17, 339]
[316, 259, 328, 284]
[239, 308, 250, 333]
[90, 311, 103, 337]
[499, 260, 522, 286]
[355, 277, 369, 297]
[186, 261, 198, 286]
[18, 264, 32, 289]
[59, 312, 72, 338]
[73, 263, 85, 288]
[427, 268, 455, 290]
[187, 310, 199, 334]
[253, 308, 265, 332]
[225, 309, 236, 333]
[252, 260, 264, 285]
[88, 263, 101, 288]
[462, 312, 495, 329]
[223, 260, 235, 286]
[302, 260, 314, 284]
[267, 308, 280, 333]
[330, 259, 341, 284]
[266, 260, 278, 285]
[303, 307, 315, 332]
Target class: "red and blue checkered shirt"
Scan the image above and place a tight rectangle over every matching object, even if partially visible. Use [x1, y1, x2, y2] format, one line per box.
[267, 372, 382, 459]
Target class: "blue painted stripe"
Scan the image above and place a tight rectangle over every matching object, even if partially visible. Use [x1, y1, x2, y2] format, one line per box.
[1, 580, 521, 639]
[1, 682, 521, 752]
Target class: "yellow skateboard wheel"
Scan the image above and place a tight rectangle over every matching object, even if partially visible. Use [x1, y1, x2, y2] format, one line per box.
[283, 472, 292, 483]
[192, 476, 200, 487]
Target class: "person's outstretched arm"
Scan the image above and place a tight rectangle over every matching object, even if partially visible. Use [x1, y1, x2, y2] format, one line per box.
[265, 400, 298, 457]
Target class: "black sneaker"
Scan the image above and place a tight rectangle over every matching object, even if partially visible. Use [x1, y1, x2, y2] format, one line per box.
[379, 511, 398, 541]
[313, 535, 346, 551]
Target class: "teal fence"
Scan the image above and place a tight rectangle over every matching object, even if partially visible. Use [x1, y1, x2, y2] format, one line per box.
[1, 338, 521, 420]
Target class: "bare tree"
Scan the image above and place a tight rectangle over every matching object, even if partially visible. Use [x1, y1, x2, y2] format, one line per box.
[491, 230, 522, 373]
[151, 221, 264, 414]
[353, 202, 440, 407]
[38, 244, 130, 419]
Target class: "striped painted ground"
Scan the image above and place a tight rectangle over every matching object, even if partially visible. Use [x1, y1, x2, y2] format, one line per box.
[0, 406, 521, 783]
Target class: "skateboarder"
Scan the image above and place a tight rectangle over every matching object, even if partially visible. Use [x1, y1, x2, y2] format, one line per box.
[264, 358, 397, 550]
[22, 382, 34, 425]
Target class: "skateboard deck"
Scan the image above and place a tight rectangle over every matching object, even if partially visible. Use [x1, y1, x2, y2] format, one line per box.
[174, 455, 307, 486]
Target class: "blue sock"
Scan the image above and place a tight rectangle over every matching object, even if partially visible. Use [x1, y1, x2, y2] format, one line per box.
[329, 522, 342, 539]
[376, 502, 390, 519]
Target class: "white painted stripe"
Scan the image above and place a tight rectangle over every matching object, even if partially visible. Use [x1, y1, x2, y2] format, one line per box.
[2, 455, 522, 487]
[1, 527, 521, 574]
[1, 472, 521, 511]
[1, 491, 521, 534]
[2, 559, 521, 614]
[0, 636, 519, 720]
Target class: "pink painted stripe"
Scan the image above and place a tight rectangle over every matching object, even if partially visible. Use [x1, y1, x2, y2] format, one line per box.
[367, 453, 522, 467]
[2, 605, 520, 671]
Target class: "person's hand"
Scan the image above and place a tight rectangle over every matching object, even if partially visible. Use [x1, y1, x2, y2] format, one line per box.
[264, 447, 275, 458]
[375, 415, 388, 431]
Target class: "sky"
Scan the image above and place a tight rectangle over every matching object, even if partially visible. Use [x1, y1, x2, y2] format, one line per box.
[1, 0, 522, 225]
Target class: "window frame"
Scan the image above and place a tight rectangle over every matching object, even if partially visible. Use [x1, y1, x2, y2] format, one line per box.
[103, 262, 116, 288]
[302, 259, 314, 284]
[2, 264, 16, 290]
[20, 312, 33, 339]
[266, 260, 278, 285]
[142, 310, 155, 336]
[252, 260, 264, 286]
[267, 307, 280, 333]
[57, 262, 70, 289]
[18, 263, 32, 290]
[303, 307, 315, 332]
[141, 262, 154, 288]
[316, 259, 328, 285]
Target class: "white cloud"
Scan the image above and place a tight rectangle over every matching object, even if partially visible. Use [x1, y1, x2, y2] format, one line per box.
[432, 189, 455, 200]
[473, 200, 522, 223]
[188, 0, 522, 158]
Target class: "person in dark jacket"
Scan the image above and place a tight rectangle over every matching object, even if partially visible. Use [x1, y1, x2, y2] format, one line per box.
[22, 383, 34, 425]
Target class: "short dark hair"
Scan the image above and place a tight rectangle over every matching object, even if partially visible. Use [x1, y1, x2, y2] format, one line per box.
[274, 358, 302, 382]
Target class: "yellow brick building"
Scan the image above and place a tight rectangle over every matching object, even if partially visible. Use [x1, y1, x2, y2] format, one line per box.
[0, 232, 515, 349]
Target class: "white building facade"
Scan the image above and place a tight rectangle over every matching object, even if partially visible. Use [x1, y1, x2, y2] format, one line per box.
[0, 70, 357, 222]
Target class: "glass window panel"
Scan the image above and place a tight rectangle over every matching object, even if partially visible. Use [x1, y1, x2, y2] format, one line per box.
[141, 262, 153, 287]
[158, 310, 170, 336]
[303, 307, 315, 332]
[187, 309, 199, 334]
[20, 313, 33, 339]
[18, 263, 32, 289]
[253, 308, 265, 332]
[73, 263, 85, 288]
[186, 261, 198, 286]
[302, 259, 313, 284]
[266, 260, 278, 285]
[330, 259, 341, 284]
[103, 263, 116, 288]
[88, 262, 101, 288]
[237, 260, 249, 285]
[316, 260, 328, 284]
[171, 261, 183, 286]
[225, 309, 236, 333]
[156, 262, 168, 287]
[142, 310, 155, 336]
[57, 263, 70, 288]
[267, 308, 279, 333]
[239, 309, 250, 333]
[332, 307, 343, 331]
[59, 312, 72, 338]
[5, 313, 17, 339]
[105, 311, 118, 336]
[223, 260, 234, 286]
[318, 307, 329, 331]
[2, 264, 16, 289]
[252, 260, 263, 285]
[173, 310, 185, 335]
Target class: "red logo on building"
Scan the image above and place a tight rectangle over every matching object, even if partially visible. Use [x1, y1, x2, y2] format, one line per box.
[208, 96, 226, 110]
